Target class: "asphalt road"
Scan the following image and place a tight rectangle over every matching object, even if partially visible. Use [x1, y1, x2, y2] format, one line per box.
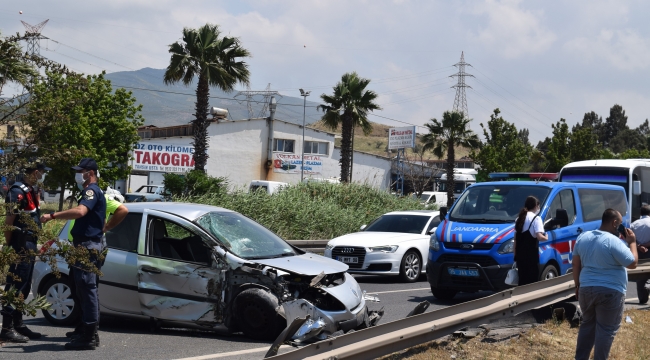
[0, 275, 646, 360]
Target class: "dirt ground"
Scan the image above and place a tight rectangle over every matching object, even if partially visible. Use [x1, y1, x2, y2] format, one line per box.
[381, 309, 650, 360]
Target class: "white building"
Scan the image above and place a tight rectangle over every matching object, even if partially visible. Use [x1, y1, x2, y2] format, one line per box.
[128, 118, 392, 191]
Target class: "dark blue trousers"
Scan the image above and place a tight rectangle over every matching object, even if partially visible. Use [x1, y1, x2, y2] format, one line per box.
[72, 241, 103, 325]
[2, 241, 37, 316]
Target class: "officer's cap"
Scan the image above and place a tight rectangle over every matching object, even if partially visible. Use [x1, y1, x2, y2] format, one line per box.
[72, 158, 99, 171]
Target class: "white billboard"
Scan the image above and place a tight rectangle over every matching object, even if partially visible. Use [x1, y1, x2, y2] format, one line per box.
[388, 126, 416, 149]
[132, 142, 195, 173]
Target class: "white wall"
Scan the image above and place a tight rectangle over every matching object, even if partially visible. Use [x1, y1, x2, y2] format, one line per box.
[132, 119, 392, 191]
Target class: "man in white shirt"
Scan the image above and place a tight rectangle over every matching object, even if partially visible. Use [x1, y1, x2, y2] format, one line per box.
[630, 205, 650, 304]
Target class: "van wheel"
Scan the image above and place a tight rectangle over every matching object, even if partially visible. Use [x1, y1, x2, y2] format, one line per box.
[399, 250, 421, 283]
[233, 288, 286, 340]
[41, 276, 80, 326]
[540, 264, 559, 281]
[431, 287, 457, 300]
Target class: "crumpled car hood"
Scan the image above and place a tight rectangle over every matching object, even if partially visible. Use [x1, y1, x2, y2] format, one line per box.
[253, 253, 349, 275]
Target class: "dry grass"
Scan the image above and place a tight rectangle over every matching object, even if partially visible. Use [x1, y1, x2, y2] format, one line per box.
[381, 309, 650, 360]
[310, 120, 472, 159]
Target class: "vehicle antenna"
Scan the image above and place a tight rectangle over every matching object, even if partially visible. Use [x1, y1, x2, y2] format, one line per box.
[536, 162, 552, 184]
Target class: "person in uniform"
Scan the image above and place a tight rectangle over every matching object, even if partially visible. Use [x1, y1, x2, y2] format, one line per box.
[64, 186, 128, 343]
[41, 158, 106, 351]
[1, 162, 50, 343]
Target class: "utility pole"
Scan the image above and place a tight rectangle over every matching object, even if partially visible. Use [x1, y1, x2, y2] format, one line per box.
[450, 51, 473, 119]
[21, 19, 49, 57]
[299, 89, 311, 183]
[235, 84, 281, 119]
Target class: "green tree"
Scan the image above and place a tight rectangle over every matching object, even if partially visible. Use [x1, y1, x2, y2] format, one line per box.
[602, 104, 628, 147]
[471, 108, 531, 179]
[529, 149, 547, 172]
[318, 72, 381, 183]
[164, 23, 251, 171]
[569, 126, 600, 162]
[0, 32, 36, 93]
[546, 119, 571, 172]
[574, 111, 605, 147]
[26, 71, 144, 210]
[609, 128, 646, 154]
[421, 111, 479, 207]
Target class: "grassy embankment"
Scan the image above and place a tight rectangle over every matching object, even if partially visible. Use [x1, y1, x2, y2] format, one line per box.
[185, 181, 429, 240]
[382, 309, 650, 360]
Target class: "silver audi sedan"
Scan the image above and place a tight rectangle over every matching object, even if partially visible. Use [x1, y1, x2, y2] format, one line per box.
[33, 203, 380, 341]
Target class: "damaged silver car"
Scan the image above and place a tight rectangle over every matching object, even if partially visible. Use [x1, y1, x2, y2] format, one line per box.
[32, 203, 382, 342]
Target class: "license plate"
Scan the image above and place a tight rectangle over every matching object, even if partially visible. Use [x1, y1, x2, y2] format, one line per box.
[447, 268, 479, 277]
[336, 256, 358, 264]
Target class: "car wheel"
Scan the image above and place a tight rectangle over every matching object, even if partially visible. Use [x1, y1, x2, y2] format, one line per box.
[233, 288, 286, 340]
[399, 250, 422, 283]
[431, 287, 458, 300]
[41, 276, 80, 326]
[540, 264, 559, 281]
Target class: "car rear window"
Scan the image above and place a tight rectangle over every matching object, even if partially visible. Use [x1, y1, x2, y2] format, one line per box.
[578, 188, 627, 222]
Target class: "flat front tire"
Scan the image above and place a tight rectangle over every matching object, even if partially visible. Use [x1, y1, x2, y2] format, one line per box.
[233, 288, 286, 340]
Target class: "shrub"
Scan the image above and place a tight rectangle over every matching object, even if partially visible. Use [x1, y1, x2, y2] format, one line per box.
[182, 182, 427, 240]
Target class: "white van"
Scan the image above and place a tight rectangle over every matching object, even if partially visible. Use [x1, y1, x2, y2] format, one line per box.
[248, 180, 288, 195]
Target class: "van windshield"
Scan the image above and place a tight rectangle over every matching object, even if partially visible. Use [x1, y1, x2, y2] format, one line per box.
[449, 185, 551, 223]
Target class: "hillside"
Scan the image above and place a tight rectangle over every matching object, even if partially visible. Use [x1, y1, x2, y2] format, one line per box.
[309, 120, 471, 159]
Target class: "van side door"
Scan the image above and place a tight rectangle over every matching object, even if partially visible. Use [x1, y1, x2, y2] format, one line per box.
[542, 187, 581, 275]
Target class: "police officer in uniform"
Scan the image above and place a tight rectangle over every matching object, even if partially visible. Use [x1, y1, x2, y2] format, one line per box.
[1, 162, 50, 343]
[41, 158, 106, 351]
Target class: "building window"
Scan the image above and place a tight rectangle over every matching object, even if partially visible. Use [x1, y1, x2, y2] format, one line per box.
[273, 139, 295, 153]
[304, 141, 328, 155]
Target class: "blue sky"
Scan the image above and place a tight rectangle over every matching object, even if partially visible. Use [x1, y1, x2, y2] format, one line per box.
[2, 0, 649, 144]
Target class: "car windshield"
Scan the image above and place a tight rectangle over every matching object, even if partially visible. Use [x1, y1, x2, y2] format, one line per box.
[449, 185, 551, 223]
[364, 214, 431, 234]
[195, 211, 296, 259]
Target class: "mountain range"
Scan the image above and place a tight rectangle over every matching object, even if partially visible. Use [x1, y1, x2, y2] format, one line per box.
[105, 68, 324, 128]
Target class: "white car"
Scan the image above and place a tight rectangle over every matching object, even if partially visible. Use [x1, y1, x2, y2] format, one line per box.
[324, 211, 441, 283]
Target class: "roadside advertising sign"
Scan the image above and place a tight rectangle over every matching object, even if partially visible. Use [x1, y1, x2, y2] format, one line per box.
[273, 153, 323, 174]
[388, 126, 416, 149]
[133, 142, 194, 173]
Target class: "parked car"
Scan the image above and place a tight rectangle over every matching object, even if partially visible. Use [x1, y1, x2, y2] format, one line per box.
[125, 185, 170, 202]
[324, 211, 441, 283]
[427, 181, 629, 300]
[33, 203, 380, 342]
[413, 191, 446, 208]
[43, 187, 74, 206]
[248, 180, 288, 195]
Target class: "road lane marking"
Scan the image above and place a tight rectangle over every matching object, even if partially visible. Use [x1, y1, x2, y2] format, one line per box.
[625, 297, 642, 303]
[368, 287, 430, 295]
[170, 345, 289, 360]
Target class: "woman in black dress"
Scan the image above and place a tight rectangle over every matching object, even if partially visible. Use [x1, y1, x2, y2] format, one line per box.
[514, 196, 548, 285]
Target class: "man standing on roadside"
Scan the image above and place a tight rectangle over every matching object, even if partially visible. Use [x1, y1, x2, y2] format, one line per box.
[573, 208, 638, 360]
[1, 162, 50, 343]
[630, 205, 650, 304]
[41, 158, 106, 351]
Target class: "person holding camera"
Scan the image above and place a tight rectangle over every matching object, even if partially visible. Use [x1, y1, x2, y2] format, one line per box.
[573, 208, 638, 360]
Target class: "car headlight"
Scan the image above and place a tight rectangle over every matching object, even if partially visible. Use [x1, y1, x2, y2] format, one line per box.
[429, 232, 440, 251]
[497, 238, 514, 254]
[325, 243, 334, 251]
[367, 245, 399, 253]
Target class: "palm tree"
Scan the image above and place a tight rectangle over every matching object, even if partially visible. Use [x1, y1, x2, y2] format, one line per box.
[164, 24, 250, 171]
[318, 72, 381, 182]
[422, 111, 479, 207]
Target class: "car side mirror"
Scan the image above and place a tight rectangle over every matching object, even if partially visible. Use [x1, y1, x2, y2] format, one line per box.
[360, 225, 367, 231]
[427, 228, 436, 235]
[440, 207, 448, 218]
[633, 180, 642, 196]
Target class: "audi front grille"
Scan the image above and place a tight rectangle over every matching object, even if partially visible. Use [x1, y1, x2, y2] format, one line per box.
[331, 246, 366, 269]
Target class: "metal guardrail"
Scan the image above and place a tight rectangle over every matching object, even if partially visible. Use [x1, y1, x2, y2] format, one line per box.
[287, 240, 328, 254]
[269, 264, 650, 360]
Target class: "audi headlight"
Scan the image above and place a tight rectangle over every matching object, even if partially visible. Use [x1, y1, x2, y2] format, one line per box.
[325, 243, 334, 251]
[367, 245, 399, 253]
[497, 238, 514, 254]
[429, 233, 440, 251]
